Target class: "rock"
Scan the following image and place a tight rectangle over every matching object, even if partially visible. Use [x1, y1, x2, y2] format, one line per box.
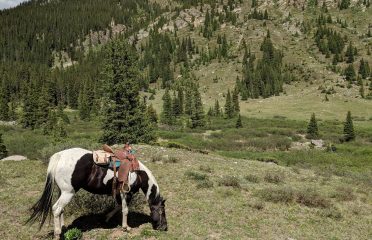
[161, 155, 169, 162]
[311, 139, 325, 148]
[0, 121, 17, 126]
[1, 155, 28, 161]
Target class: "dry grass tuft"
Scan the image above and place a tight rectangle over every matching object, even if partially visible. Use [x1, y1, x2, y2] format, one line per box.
[264, 171, 285, 184]
[245, 174, 260, 183]
[218, 176, 241, 188]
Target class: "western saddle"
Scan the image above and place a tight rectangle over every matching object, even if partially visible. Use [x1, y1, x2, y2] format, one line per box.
[93, 143, 140, 194]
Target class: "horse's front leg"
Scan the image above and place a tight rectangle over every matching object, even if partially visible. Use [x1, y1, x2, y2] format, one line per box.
[120, 192, 131, 231]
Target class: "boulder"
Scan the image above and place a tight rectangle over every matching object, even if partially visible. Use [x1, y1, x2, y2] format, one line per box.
[311, 139, 325, 149]
[1, 155, 28, 161]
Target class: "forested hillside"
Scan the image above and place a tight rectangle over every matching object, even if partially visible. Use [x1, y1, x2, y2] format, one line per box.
[0, 1, 371, 239]
[0, 0, 371, 143]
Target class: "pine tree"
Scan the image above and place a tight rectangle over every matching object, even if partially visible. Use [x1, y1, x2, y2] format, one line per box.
[0, 133, 8, 159]
[358, 78, 365, 98]
[100, 40, 155, 144]
[232, 87, 240, 113]
[161, 89, 174, 125]
[344, 64, 356, 82]
[236, 114, 243, 128]
[78, 85, 91, 121]
[147, 104, 158, 123]
[57, 103, 70, 124]
[307, 113, 319, 139]
[214, 99, 221, 116]
[43, 109, 57, 135]
[21, 83, 38, 129]
[53, 119, 67, 140]
[172, 91, 182, 117]
[0, 82, 9, 121]
[185, 89, 193, 115]
[178, 89, 184, 115]
[343, 111, 355, 141]
[36, 85, 52, 127]
[190, 87, 205, 128]
[345, 42, 354, 63]
[225, 89, 234, 118]
[359, 59, 370, 79]
[339, 0, 351, 9]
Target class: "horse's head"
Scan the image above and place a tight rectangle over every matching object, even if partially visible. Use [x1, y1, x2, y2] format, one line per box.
[150, 197, 167, 231]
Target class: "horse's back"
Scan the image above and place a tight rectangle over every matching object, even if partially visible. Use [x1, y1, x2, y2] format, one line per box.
[48, 148, 92, 191]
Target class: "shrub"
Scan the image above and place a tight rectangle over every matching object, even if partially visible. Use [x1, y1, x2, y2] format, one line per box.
[151, 153, 162, 163]
[259, 186, 295, 203]
[245, 174, 260, 183]
[0, 133, 7, 159]
[64, 228, 82, 240]
[185, 170, 208, 181]
[196, 179, 214, 189]
[247, 200, 265, 210]
[296, 188, 331, 208]
[164, 155, 179, 163]
[331, 186, 355, 201]
[199, 165, 213, 173]
[256, 157, 278, 164]
[66, 190, 115, 216]
[264, 171, 285, 184]
[319, 206, 342, 219]
[218, 176, 240, 188]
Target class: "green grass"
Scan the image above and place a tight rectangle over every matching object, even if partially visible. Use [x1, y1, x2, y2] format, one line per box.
[0, 145, 371, 239]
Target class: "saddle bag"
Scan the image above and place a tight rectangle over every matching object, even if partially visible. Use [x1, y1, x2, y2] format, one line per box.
[92, 150, 111, 165]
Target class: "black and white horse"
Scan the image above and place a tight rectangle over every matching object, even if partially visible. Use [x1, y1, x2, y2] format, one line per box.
[27, 148, 168, 237]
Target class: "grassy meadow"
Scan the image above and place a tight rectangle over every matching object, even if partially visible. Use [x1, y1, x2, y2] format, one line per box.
[0, 145, 371, 239]
[1, 109, 371, 239]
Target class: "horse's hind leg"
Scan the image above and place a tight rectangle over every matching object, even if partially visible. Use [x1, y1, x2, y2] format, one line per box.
[52, 191, 74, 237]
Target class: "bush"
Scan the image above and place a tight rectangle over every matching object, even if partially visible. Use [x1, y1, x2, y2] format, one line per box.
[247, 200, 265, 210]
[151, 153, 162, 163]
[218, 176, 240, 188]
[245, 174, 260, 183]
[66, 190, 115, 216]
[196, 179, 214, 189]
[331, 186, 355, 201]
[256, 157, 278, 164]
[164, 155, 179, 163]
[259, 186, 331, 208]
[259, 186, 295, 203]
[185, 170, 208, 181]
[296, 188, 330, 208]
[264, 171, 285, 184]
[64, 228, 82, 240]
[199, 165, 213, 173]
[0, 133, 7, 159]
[319, 206, 342, 219]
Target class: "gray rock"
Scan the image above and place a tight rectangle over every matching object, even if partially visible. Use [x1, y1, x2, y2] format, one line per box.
[1, 155, 28, 161]
[311, 139, 325, 148]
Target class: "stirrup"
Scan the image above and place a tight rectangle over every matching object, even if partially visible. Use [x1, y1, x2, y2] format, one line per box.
[121, 183, 131, 193]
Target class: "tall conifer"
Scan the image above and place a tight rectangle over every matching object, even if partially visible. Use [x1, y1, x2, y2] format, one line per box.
[100, 40, 155, 144]
[343, 111, 355, 141]
[225, 89, 234, 118]
[307, 113, 319, 139]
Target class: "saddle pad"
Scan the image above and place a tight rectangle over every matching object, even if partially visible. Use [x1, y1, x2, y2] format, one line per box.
[92, 150, 111, 165]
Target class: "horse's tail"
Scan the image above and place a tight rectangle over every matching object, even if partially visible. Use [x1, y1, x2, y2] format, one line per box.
[26, 153, 60, 229]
